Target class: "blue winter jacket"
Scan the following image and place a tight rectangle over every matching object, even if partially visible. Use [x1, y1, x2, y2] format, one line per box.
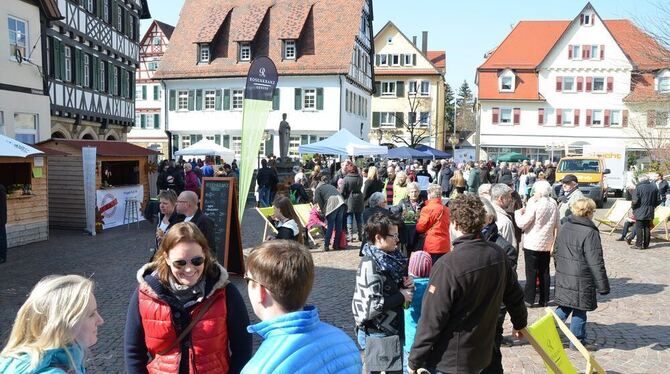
[404, 277, 429, 353]
[242, 305, 362, 374]
[0, 343, 86, 373]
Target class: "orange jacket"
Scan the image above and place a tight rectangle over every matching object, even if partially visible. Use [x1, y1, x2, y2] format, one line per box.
[416, 198, 451, 254]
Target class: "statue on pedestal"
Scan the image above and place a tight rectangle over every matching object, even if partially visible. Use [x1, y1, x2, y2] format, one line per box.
[278, 113, 291, 163]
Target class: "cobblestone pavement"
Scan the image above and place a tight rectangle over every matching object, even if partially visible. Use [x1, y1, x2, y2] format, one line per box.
[1, 203, 669, 373]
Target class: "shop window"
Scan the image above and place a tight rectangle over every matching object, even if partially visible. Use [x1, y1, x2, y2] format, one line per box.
[0, 162, 31, 191]
[101, 160, 139, 186]
[14, 113, 38, 144]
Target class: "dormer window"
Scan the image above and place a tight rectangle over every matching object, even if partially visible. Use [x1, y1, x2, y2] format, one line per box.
[499, 69, 515, 92]
[657, 70, 670, 93]
[239, 42, 251, 62]
[199, 44, 210, 63]
[584, 15, 590, 25]
[284, 40, 296, 60]
[580, 13, 595, 26]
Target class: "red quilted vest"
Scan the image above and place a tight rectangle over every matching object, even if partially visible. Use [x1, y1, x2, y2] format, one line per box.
[138, 284, 230, 374]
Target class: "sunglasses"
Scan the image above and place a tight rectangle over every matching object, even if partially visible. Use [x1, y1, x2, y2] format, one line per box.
[244, 275, 274, 293]
[169, 256, 205, 268]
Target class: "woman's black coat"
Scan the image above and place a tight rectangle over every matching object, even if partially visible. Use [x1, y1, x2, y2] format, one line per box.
[553, 215, 610, 311]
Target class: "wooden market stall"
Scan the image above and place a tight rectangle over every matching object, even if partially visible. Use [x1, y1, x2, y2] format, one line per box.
[37, 139, 160, 230]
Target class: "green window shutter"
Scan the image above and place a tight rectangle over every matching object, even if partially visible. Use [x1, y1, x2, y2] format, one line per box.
[316, 87, 324, 110]
[265, 134, 273, 156]
[196, 134, 203, 142]
[372, 112, 380, 128]
[188, 90, 195, 111]
[294, 88, 302, 110]
[374, 81, 381, 97]
[92, 56, 99, 90]
[272, 88, 280, 110]
[172, 134, 180, 154]
[300, 135, 308, 144]
[142, 85, 147, 100]
[223, 135, 230, 148]
[121, 70, 127, 97]
[396, 81, 404, 97]
[215, 89, 222, 110]
[111, 4, 118, 30]
[169, 90, 176, 111]
[412, 54, 417, 66]
[107, 63, 113, 94]
[223, 89, 230, 110]
[153, 114, 160, 129]
[140, 114, 146, 128]
[153, 85, 159, 100]
[195, 89, 203, 110]
[214, 134, 221, 145]
[395, 112, 404, 128]
[190, 134, 196, 144]
[309, 135, 317, 143]
[75, 49, 82, 85]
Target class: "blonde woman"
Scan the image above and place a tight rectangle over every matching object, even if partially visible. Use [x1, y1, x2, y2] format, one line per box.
[362, 165, 384, 207]
[450, 170, 467, 196]
[393, 171, 409, 206]
[0, 275, 104, 373]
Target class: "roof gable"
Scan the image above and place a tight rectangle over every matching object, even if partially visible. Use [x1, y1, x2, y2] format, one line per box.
[139, 20, 175, 48]
[374, 21, 443, 74]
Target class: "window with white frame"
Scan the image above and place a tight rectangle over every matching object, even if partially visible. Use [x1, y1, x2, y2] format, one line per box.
[381, 81, 396, 96]
[583, 14, 591, 25]
[592, 109, 603, 125]
[152, 36, 161, 45]
[232, 89, 244, 110]
[181, 137, 191, 149]
[408, 81, 417, 95]
[135, 86, 143, 100]
[563, 76, 575, 92]
[86, 0, 94, 12]
[148, 61, 159, 71]
[387, 36, 393, 44]
[177, 90, 188, 110]
[391, 54, 400, 66]
[593, 77, 605, 92]
[112, 66, 118, 95]
[135, 114, 141, 127]
[379, 54, 387, 66]
[239, 43, 251, 61]
[658, 76, 669, 93]
[500, 108, 512, 124]
[146, 114, 154, 129]
[404, 54, 412, 66]
[8, 16, 28, 61]
[284, 40, 296, 60]
[419, 112, 430, 126]
[499, 70, 515, 92]
[303, 88, 316, 109]
[64, 46, 72, 81]
[571, 45, 581, 60]
[590, 45, 599, 60]
[83, 54, 90, 87]
[610, 110, 622, 126]
[562, 109, 573, 125]
[204, 90, 216, 110]
[99, 60, 105, 90]
[14, 113, 38, 144]
[380, 112, 395, 128]
[420, 81, 430, 96]
[103, 0, 109, 22]
[289, 136, 300, 158]
[116, 5, 123, 31]
[199, 44, 210, 63]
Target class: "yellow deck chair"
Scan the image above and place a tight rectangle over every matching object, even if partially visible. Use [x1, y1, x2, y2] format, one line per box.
[650, 206, 670, 241]
[594, 200, 631, 236]
[255, 207, 278, 241]
[292, 203, 320, 246]
[523, 308, 605, 374]
[255, 204, 319, 245]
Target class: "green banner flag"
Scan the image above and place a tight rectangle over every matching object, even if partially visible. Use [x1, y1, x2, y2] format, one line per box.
[238, 57, 278, 223]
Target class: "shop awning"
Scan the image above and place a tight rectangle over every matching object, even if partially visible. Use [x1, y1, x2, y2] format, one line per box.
[174, 139, 235, 159]
[298, 129, 388, 156]
[0, 135, 44, 157]
[36, 139, 161, 156]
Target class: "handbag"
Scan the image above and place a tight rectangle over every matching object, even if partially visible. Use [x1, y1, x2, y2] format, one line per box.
[364, 334, 403, 372]
[156, 294, 218, 356]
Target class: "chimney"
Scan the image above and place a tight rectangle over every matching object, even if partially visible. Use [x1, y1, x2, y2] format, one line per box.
[421, 31, 428, 56]
[412, 36, 417, 46]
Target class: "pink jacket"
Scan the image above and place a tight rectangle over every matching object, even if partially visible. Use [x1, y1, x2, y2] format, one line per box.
[514, 197, 559, 252]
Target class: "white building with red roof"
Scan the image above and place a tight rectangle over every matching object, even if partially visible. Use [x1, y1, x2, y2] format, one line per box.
[154, 0, 374, 161]
[476, 3, 669, 161]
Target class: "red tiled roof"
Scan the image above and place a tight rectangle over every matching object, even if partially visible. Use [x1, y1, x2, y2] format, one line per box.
[155, 20, 175, 40]
[375, 69, 442, 76]
[154, 0, 366, 79]
[624, 73, 670, 102]
[37, 140, 160, 157]
[426, 51, 445, 69]
[196, 6, 233, 43]
[607, 20, 669, 71]
[31, 145, 69, 156]
[478, 71, 543, 101]
[278, 1, 313, 40]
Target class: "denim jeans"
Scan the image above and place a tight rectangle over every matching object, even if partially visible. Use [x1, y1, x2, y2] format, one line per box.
[258, 186, 272, 207]
[554, 306, 587, 345]
[347, 212, 364, 235]
[325, 205, 346, 249]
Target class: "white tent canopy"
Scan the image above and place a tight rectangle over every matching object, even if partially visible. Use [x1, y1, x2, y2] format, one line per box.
[174, 139, 235, 160]
[298, 129, 387, 156]
[0, 134, 44, 157]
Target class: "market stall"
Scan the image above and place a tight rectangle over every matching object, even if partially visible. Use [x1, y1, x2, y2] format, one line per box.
[37, 139, 160, 230]
[174, 139, 235, 160]
[297, 129, 388, 156]
[0, 135, 53, 247]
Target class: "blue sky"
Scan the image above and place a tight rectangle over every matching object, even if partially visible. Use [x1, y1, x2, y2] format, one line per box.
[141, 0, 660, 92]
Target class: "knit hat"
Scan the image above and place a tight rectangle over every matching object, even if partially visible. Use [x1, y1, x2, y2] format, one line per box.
[408, 251, 432, 278]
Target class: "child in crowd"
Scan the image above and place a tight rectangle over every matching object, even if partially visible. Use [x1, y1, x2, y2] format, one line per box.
[404, 251, 433, 374]
[242, 240, 361, 373]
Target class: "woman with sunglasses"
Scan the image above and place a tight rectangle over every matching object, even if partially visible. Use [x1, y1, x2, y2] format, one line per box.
[352, 213, 414, 373]
[124, 222, 252, 374]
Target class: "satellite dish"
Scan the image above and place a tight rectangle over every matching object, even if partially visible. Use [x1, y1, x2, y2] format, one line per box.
[14, 48, 23, 64]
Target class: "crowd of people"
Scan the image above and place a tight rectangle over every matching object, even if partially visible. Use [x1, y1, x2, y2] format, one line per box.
[13, 152, 670, 373]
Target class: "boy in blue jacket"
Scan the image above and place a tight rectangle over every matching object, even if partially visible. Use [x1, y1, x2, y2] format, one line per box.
[242, 240, 362, 374]
[404, 251, 433, 374]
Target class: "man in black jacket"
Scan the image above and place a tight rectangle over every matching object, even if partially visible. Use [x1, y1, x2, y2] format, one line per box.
[631, 176, 658, 249]
[408, 194, 527, 374]
[177, 191, 216, 253]
[437, 160, 453, 197]
[655, 173, 669, 206]
[256, 159, 278, 207]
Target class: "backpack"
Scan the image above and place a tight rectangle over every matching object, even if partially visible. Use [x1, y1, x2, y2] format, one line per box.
[290, 189, 299, 204]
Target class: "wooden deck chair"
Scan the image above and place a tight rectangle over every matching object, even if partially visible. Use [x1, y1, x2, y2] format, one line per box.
[594, 200, 631, 236]
[650, 206, 670, 241]
[523, 308, 605, 374]
[292, 203, 319, 246]
[255, 206, 277, 241]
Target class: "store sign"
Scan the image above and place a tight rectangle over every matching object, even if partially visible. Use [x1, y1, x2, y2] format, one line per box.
[82, 148, 96, 236]
[96, 185, 144, 229]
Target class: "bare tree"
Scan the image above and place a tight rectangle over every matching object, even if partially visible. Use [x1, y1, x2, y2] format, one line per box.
[371, 94, 435, 148]
[632, 1, 670, 65]
[628, 110, 670, 155]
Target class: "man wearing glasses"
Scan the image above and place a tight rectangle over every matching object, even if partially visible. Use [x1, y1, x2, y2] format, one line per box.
[176, 191, 215, 253]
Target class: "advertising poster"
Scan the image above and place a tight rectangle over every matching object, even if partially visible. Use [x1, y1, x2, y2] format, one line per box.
[96, 185, 144, 229]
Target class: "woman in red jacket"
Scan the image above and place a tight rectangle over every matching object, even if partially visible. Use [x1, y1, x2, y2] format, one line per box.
[416, 184, 451, 263]
[124, 222, 251, 373]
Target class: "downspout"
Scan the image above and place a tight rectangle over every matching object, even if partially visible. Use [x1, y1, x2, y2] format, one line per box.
[162, 79, 171, 159]
[339, 75, 344, 131]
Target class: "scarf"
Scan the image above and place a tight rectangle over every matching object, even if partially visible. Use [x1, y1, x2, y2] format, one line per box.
[361, 243, 407, 285]
[168, 274, 206, 308]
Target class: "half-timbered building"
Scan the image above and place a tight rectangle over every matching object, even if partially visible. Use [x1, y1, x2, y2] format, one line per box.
[127, 20, 173, 155]
[154, 0, 374, 160]
[44, 0, 150, 141]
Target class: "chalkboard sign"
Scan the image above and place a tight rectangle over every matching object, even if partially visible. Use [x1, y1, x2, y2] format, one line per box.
[200, 177, 244, 274]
